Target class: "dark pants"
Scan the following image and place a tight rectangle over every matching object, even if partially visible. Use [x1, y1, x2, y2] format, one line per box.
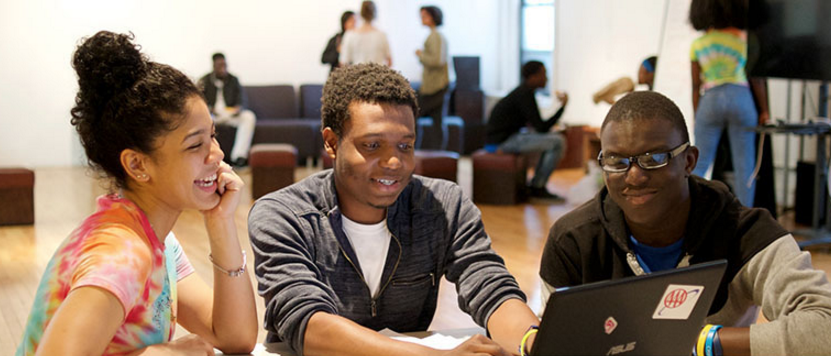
[417, 87, 448, 150]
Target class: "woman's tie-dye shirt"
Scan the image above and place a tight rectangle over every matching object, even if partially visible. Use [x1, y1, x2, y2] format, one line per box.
[16, 194, 195, 355]
[690, 28, 749, 90]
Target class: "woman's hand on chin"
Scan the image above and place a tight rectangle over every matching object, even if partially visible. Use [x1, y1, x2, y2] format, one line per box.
[202, 161, 243, 221]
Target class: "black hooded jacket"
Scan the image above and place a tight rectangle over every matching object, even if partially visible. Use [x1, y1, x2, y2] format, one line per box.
[540, 176, 787, 315]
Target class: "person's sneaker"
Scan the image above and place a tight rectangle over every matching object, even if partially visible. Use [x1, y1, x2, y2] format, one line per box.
[529, 187, 564, 201]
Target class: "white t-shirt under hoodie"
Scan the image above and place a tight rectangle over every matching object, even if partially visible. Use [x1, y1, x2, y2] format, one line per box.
[340, 216, 392, 298]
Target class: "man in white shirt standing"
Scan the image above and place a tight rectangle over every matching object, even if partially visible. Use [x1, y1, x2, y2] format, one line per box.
[198, 53, 256, 167]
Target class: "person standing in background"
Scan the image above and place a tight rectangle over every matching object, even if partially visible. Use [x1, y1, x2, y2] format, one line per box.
[322, 11, 357, 74]
[689, 0, 769, 207]
[198, 53, 257, 167]
[340, 1, 392, 66]
[415, 5, 449, 150]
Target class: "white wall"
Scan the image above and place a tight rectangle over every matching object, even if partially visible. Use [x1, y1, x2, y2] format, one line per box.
[552, 0, 666, 126]
[4, 0, 758, 168]
[653, 0, 698, 139]
[383, 0, 519, 92]
[0, 0, 514, 167]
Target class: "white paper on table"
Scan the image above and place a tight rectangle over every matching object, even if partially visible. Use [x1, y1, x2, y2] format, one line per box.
[215, 343, 290, 356]
[250, 344, 276, 355]
[381, 329, 470, 350]
[214, 331, 472, 355]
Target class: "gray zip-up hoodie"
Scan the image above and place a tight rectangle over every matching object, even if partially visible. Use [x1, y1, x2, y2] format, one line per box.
[249, 170, 525, 355]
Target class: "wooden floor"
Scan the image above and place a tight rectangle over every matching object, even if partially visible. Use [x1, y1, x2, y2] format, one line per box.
[2, 161, 830, 353]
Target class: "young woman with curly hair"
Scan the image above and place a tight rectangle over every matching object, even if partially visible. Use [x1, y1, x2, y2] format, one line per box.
[16, 31, 257, 356]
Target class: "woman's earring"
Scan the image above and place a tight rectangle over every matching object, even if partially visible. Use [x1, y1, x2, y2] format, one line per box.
[136, 174, 148, 180]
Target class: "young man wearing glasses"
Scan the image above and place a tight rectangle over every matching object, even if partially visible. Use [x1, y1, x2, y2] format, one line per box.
[539, 91, 831, 355]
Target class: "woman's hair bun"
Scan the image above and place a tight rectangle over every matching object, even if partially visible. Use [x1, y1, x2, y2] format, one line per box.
[72, 31, 147, 97]
[70, 30, 201, 190]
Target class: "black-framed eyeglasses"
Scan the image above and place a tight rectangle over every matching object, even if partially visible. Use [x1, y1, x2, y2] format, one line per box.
[597, 142, 690, 173]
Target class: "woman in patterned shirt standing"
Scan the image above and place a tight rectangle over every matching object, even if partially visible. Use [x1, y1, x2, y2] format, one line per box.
[689, 0, 769, 208]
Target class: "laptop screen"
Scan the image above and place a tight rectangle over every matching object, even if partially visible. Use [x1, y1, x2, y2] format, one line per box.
[532, 260, 727, 356]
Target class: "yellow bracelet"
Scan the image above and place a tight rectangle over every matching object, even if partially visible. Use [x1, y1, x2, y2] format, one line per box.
[520, 326, 539, 356]
[697, 324, 713, 356]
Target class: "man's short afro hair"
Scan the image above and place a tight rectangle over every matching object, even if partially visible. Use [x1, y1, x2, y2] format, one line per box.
[601, 91, 690, 143]
[321, 62, 418, 137]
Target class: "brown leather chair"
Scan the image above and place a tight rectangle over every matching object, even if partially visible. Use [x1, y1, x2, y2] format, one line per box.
[0, 168, 35, 225]
[414, 150, 459, 183]
[472, 150, 528, 205]
[249, 144, 297, 200]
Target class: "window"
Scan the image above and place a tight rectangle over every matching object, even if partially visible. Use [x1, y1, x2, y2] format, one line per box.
[521, 0, 555, 94]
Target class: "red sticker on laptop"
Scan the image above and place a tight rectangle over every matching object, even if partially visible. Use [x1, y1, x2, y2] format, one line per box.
[604, 316, 618, 334]
[652, 284, 704, 320]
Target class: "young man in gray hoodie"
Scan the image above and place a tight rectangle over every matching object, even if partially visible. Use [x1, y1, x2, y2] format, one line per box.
[541, 91, 831, 355]
[249, 63, 539, 356]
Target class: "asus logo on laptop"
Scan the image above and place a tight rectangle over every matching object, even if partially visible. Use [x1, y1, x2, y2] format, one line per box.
[606, 341, 636, 355]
